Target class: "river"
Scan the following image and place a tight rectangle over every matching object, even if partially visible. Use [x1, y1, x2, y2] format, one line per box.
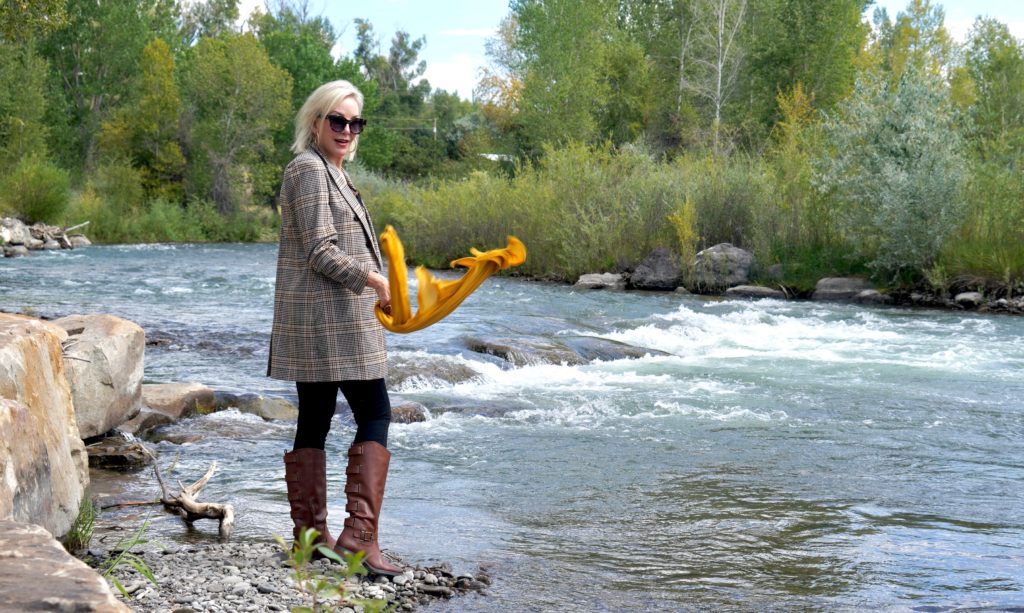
[3, 243, 1023, 612]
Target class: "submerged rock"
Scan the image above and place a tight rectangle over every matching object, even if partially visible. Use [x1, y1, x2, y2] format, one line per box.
[143, 382, 216, 420]
[464, 336, 584, 366]
[84, 432, 152, 470]
[574, 272, 626, 290]
[725, 285, 786, 299]
[392, 401, 429, 424]
[214, 391, 298, 421]
[811, 277, 875, 302]
[558, 335, 667, 361]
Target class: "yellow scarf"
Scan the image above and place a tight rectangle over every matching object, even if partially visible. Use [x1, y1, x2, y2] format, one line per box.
[374, 225, 527, 333]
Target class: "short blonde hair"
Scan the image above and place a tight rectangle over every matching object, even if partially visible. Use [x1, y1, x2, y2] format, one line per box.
[291, 80, 365, 160]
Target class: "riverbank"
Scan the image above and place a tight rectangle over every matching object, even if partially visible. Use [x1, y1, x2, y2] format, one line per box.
[83, 538, 490, 612]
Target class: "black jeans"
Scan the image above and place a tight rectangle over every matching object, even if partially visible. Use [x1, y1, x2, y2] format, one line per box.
[293, 379, 391, 450]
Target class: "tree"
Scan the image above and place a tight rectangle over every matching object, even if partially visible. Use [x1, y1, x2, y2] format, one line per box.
[0, 0, 66, 43]
[817, 65, 967, 278]
[40, 0, 177, 172]
[867, 0, 956, 82]
[962, 17, 1024, 162]
[179, 0, 239, 47]
[180, 33, 292, 212]
[0, 41, 50, 165]
[744, 0, 868, 135]
[99, 38, 185, 200]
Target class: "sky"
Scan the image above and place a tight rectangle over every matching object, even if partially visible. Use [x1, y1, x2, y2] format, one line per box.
[238, 0, 1024, 101]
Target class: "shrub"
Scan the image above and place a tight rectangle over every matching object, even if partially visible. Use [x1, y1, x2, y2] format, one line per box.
[0, 156, 71, 223]
[817, 65, 967, 279]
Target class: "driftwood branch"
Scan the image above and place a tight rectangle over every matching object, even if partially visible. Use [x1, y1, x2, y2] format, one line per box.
[63, 220, 91, 234]
[152, 457, 235, 540]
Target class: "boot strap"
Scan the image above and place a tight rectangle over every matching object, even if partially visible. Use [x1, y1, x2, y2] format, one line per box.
[348, 445, 366, 457]
[346, 501, 366, 514]
[346, 463, 363, 475]
[343, 518, 374, 542]
[345, 482, 362, 494]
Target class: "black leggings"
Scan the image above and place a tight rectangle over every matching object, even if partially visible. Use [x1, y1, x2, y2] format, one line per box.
[293, 379, 391, 450]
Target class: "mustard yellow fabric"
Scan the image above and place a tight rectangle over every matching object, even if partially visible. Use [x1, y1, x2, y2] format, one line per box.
[374, 225, 527, 333]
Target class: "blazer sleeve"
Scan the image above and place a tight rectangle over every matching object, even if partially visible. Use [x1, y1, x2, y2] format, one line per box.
[283, 156, 371, 293]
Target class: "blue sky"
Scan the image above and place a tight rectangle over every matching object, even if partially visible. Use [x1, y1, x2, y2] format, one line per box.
[240, 0, 1024, 101]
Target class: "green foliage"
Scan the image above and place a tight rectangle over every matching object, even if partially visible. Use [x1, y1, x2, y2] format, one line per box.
[274, 527, 390, 613]
[179, 33, 293, 213]
[0, 0, 66, 42]
[102, 516, 160, 599]
[962, 17, 1024, 162]
[1, 155, 71, 223]
[0, 42, 50, 165]
[62, 495, 98, 555]
[817, 65, 967, 278]
[99, 38, 185, 201]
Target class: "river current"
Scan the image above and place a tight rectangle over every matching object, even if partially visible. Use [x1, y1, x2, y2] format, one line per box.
[4, 244, 1023, 612]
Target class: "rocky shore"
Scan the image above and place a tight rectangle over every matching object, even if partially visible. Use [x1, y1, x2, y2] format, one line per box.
[83, 539, 490, 612]
[1, 216, 91, 256]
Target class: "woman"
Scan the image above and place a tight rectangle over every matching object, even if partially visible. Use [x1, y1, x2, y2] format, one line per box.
[268, 80, 402, 576]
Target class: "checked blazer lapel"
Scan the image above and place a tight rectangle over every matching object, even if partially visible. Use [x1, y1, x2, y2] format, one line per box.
[313, 149, 383, 271]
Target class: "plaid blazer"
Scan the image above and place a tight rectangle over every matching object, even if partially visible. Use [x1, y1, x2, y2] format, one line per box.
[268, 147, 387, 382]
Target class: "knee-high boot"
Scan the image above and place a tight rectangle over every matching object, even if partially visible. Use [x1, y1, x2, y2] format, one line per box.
[334, 441, 403, 576]
[284, 448, 336, 555]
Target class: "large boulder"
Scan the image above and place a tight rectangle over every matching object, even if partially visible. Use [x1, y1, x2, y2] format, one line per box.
[811, 277, 875, 302]
[0, 314, 88, 537]
[214, 390, 299, 421]
[574, 272, 626, 290]
[0, 520, 131, 612]
[0, 217, 32, 245]
[691, 243, 754, 291]
[142, 382, 216, 420]
[54, 314, 145, 439]
[629, 248, 682, 291]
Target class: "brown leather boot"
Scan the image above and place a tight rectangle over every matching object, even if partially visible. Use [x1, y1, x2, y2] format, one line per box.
[284, 448, 336, 556]
[334, 441, 403, 576]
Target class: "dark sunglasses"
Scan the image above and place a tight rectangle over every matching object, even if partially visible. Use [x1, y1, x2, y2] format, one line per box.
[323, 114, 367, 134]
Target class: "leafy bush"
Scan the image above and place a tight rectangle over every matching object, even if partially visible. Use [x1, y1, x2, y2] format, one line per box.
[817, 65, 967, 278]
[0, 156, 71, 223]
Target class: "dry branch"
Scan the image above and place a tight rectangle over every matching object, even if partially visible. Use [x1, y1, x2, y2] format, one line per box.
[153, 459, 235, 540]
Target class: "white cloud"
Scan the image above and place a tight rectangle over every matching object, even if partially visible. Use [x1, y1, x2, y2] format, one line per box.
[237, 0, 266, 21]
[420, 54, 482, 100]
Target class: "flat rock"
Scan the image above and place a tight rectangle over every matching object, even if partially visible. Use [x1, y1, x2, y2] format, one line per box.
[117, 407, 175, 437]
[724, 285, 786, 299]
[954, 291, 984, 308]
[573, 273, 626, 290]
[143, 382, 216, 420]
[0, 520, 130, 612]
[214, 391, 298, 421]
[463, 336, 584, 366]
[558, 335, 667, 361]
[811, 277, 875, 302]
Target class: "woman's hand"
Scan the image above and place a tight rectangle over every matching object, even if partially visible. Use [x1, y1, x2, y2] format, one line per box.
[367, 271, 392, 314]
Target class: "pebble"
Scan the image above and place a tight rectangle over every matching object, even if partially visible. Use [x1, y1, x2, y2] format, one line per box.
[83, 540, 488, 613]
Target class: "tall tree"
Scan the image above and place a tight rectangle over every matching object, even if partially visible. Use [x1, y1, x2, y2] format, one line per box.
[867, 0, 956, 81]
[99, 38, 185, 200]
[744, 0, 868, 135]
[179, 0, 239, 47]
[180, 33, 292, 212]
[0, 41, 50, 165]
[962, 17, 1024, 162]
[40, 0, 177, 172]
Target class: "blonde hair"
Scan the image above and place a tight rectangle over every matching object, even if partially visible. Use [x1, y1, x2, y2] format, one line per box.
[291, 80, 365, 160]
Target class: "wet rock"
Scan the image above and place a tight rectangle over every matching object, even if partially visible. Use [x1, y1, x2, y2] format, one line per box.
[42, 238, 61, 250]
[214, 391, 298, 421]
[955, 291, 984, 308]
[558, 335, 667, 361]
[691, 243, 754, 292]
[629, 248, 681, 291]
[392, 401, 429, 423]
[724, 285, 786, 299]
[464, 336, 584, 366]
[0, 314, 88, 537]
[853, 289, 893, 306]
[3, 244, 29, 257]
[85, 432, 152, 470]
[0, 217, 32, 245]
[387, 353, 480, 389]
[143, 382, 216, 420]
[0, 520, 130, 612]
[54, 314, 145, 439]
[69, 235, 92, 248]
[812, 277, 875, 302]
[574, 272, 626, 290]
[117, 407, 175, 437]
